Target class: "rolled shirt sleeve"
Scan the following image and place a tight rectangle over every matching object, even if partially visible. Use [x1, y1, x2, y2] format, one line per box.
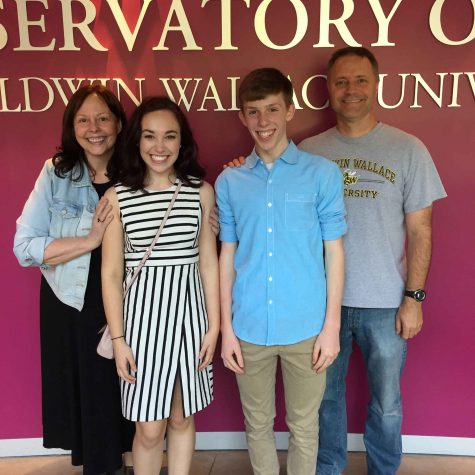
[13, 160, 55, 268]
[215, 171, 239, 243]
[317, 161, 347, 241]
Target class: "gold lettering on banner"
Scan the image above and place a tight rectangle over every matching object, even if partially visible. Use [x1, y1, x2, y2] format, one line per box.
[290, 82, 303, 110]
[107, 0, 152, 52]
[198, 77, 225, 111]
[0, 0, 7, 50]
[0, 79, 22, 111]
[86, 78, 109, 86]
[201, 0, 250, 50]
[153, 0, 202, 51]
[114, 78, 144, 105]
[301, 75, 329, 110]
[465, 72, 475, 99]
[378, 74, 409, 109]
[368, 0, 403, 46]
[0, 77, 147, 110]
[1, 72, 474, 113]
[160, 78, 203, 110]
[14, 0, 55, 51]
[378, 72, 475, 109]
[430, 0, 475, 45]
[58, 0, 107, 51]
[2, 0, 475, 53]
[411, 73, 448, 108]
[227, 77, 240, 111]
[20, 77, 54, 112]
[313, 0, 360, 48]
[448, 73, 463, 108]
[50, 78, 86, 104]
[254, 0, 308, 50]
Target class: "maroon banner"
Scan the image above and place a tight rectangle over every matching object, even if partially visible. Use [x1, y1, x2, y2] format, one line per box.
[1, 0, 474, 439]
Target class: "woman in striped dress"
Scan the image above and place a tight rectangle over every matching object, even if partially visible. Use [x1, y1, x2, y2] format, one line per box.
[101, 97, 219, 475]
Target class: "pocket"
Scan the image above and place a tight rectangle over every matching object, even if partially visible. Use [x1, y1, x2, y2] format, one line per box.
[49, 201, 83, 237]
[285, 192, 316, 230]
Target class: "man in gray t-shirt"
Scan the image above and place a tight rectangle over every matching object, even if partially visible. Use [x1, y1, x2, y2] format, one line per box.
[299, 48, 446, 475]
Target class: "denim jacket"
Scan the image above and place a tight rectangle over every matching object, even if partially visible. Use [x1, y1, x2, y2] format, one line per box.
[14, 159, 99, 310]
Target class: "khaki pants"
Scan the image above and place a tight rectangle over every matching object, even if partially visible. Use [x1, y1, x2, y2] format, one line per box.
[236, 337, 326, 475]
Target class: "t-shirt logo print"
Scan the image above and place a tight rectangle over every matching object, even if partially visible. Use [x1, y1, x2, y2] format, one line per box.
[343, 169, 359, 186]
[343, 168, 385, 186]
[340, 165, 383, 200]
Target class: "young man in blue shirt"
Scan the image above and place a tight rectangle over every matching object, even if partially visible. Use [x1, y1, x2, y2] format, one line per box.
[215, 68, 347, 475]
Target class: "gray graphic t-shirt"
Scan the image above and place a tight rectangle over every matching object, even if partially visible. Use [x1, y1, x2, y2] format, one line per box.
[299, 123, 447, 308]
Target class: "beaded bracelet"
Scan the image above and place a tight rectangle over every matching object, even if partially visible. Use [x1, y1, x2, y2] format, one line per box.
[111, 335, 125, 341]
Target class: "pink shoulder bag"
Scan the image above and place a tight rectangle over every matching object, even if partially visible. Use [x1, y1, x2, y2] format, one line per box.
[97, 181, 182, 359]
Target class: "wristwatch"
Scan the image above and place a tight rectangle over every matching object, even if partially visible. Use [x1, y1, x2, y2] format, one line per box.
[404, 289, 426, 302]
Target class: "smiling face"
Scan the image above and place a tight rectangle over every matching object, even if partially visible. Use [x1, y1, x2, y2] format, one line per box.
[327, 54, 378, 130]
[73, 93, 121, 164]
[239, 92, 295, 163]
[139, 109, 181, 187]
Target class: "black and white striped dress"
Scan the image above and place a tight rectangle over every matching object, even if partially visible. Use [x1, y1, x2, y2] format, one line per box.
[116, 180, 213, 422]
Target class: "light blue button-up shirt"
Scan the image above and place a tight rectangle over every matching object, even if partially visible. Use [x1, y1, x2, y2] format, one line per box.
[215, 141, 347, 345]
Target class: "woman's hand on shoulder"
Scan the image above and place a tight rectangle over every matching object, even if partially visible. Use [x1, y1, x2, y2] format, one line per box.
[88, 188, 119, 248]
[87, 195, 113, 248]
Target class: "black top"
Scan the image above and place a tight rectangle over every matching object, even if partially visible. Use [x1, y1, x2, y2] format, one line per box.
[39, 180, 134, 475]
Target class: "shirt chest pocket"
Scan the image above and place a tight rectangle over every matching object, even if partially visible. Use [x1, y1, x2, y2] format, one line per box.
[285, 192, 316, 231]
[49, 201, 90, 238]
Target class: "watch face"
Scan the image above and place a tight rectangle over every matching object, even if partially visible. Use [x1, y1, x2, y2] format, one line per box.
[414, 290, 426, 302]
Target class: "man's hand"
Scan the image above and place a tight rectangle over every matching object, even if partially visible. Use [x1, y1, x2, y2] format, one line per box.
[221, 329, 245, 374]
[312, 326, 340, 373]
[396, 297, 423, 339]
[398, 206, 430, 339]
[223, 156, 246, 168]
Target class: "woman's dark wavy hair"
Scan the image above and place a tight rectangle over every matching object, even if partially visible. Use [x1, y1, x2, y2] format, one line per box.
[52, 84, 126, 183]
[119, 96, 204, 190]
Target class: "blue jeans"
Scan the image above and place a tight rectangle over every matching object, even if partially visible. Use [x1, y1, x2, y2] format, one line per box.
[316, 307, 407, 475]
